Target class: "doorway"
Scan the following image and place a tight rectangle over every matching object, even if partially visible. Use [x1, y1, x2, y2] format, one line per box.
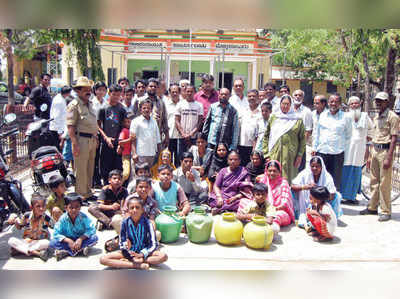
[218, 72, 233, 91]
[142, 71, 159, 80]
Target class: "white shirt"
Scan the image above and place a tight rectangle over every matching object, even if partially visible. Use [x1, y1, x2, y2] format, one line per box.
[229, 94, 249, 119]
[321, 203, 337, 236]
[92, 96, 106, 117]
[175, 99, 203, 137]
[294, 104, 313, 131]
[49, 93, 67, 134]
[130, 115, 161, 156]
[239, 108, 261, 147]
[165, 97, 180, 139]
[122, 101, 135, 116]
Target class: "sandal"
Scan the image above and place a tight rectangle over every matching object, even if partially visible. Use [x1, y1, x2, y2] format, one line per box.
[104, 236, 119, 252]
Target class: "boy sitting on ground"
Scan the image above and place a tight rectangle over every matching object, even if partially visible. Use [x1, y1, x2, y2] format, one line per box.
[88, 169, 128, 231]
[152, 164, 191, 216]
[8, 194, 54, 262]
[236, 183, 280, 234]
[50, 192, 98, 261]
[46, 174, 67, 222]
[100, 197, 168, 270]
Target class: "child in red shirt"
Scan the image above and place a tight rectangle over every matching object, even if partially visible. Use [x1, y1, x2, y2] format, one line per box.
[117, 118, 132, 184]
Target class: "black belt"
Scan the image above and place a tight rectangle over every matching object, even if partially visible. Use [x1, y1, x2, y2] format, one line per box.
[78, 132, 94, 138]
[373, 143, 390, 150]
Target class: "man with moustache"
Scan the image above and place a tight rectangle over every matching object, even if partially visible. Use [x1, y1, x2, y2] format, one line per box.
[360, 92, 400, 221]
[194, 74, 219, 119]
[312, 93, 352, 189]
[340, 96, 373, 205]
[202, 88, 239, 151]
[67, 77, 99, 205]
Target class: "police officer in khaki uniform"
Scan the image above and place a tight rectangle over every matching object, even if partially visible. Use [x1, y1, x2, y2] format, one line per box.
[67, 77, 98, 203]
[360, 92, 400, 221]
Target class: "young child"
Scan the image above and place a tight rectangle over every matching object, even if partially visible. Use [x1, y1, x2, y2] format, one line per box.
[255, 101, 272, 152]
[130, 99, 161, 167]
[100, 197, 168, 270]
[150, 148, 176, 179]
[117, 117, 133, 184]
[152, 164, 191, 216]
[105, 177, 160, 252]
[88, 169, 128, 231]
[306, 186, 337, 242]
[46, 174, 67, 222]
[8, 194, 54, 262]
[202, 143, 229, 183]
[236, 183, 280, 234]
[127, 162, 152, 194]
[50, 192, 98, 261]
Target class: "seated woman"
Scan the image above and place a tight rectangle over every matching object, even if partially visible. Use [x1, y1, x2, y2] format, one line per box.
[188, 132, 213, 176]
[291, 156, 343, 227]
[256, 160, 295, 227]
[202, 143, 229, 183]
[209, 151, 252, 215]
[150, 149, 176, 179]
[245, 151, 265, 183]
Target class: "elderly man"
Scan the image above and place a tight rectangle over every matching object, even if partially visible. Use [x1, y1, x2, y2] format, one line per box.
[360, 92, 400, 221]
[67, 77, 98, 204]
[293, 89, 313, 171]
[311, 94, 328, 147]
[340, 96, 373, 205]
[229, 78, 249, 117]
[194, 74, 219, 118]
[312, 93, 352, 188]
[202, 88, 239, 151]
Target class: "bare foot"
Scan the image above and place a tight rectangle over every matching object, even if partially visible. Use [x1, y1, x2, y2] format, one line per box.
[140, 263, 150, 270]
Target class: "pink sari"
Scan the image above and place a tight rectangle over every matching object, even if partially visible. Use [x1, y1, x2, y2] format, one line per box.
[259, 160, 295, 226]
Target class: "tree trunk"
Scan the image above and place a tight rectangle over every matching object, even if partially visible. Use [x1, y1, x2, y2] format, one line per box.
[363, 51, 371, 112]
[6, 29, 15, 109]
[384, 46, 397, 108]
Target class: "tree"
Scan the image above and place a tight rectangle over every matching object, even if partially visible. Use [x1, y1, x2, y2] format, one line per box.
[269, 29, 400, 110]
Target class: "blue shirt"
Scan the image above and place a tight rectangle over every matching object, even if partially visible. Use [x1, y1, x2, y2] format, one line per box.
[313, 109, 352, 155]
[203, 102, 239, 151]
[120, 215, 157, 259]
[52, 212, 96, 242]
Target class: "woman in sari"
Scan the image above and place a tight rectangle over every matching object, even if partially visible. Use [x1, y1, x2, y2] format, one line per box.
[262, 95, 306, 183]
[256, 160, 295, 227]
[150, 148, 176, 179]
[209, 151, 252, 215]
[291, 156, 343, 227]
[246, 151, 265, 183]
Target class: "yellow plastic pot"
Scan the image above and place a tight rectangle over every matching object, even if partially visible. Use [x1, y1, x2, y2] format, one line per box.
[243, 216, 274, 250]
[214, 212, 243, 245]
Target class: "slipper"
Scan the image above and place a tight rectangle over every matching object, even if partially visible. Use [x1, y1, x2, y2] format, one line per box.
[105, 236, 119, 252]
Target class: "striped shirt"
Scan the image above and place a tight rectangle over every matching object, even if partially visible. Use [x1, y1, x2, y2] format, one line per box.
[119, 215, 157, 259]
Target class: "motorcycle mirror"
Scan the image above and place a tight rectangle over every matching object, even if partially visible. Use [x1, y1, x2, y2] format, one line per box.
[4, 113, 16, 124]
[40, 104, 48, 112]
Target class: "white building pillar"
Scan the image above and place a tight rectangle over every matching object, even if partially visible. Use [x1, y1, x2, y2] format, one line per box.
[252, 61, 257, 89]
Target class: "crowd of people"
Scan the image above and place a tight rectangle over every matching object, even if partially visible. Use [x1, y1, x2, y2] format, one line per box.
[5, 72, 399, 268]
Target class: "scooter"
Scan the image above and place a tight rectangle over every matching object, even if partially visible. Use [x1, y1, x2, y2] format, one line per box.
[25, 104, 75, 195]
[0, 113, 31, 231]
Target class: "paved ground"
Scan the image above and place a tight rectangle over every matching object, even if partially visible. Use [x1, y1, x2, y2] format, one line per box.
[1, 169, 400, 270]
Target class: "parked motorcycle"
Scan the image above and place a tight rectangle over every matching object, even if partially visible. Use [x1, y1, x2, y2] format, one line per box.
[25, 104, 75, 195]
[0, 113, 31, 231]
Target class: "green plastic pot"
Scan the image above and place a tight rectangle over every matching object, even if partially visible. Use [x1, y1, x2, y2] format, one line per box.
[186, 206, 213, 244]
[155, 205, 183, 243]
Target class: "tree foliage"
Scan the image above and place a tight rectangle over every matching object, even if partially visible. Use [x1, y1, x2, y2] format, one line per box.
[269, 29, 400, 106]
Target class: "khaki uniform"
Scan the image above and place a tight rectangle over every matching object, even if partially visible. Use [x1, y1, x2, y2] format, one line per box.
[368, 108, 400, 215]
[66, 97, 98, 198]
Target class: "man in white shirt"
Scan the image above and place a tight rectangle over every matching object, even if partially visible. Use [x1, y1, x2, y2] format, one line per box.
[238, 89, 262, 166]
[293, 89, 313, 171]
[132, 79, 148, 117]
[229, 78, 249, 120]
[311, 94, 328, 147]
[50, 86, 72, 150]
[312, 93, 352, 188]
[165, 83, 181, 166]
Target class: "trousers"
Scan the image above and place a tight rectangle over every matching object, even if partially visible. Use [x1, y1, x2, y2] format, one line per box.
[8, 237, 49, 255]
[74, 136, 97, 198]
[317, 152, 344, 189]
[368, 147, 392, 215]
[49, 235, 98, 256]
